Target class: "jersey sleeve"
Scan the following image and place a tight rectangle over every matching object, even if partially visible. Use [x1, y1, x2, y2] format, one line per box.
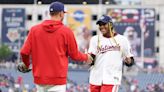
[88, 36, 97, 55]
[122, 37, 134, 58]
[67, 28, 88, 61]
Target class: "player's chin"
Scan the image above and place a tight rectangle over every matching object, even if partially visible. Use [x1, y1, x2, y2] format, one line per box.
[101, 32, 107, 35]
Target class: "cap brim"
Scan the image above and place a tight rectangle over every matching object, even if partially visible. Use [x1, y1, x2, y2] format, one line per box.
[64, 11, 67, 13]
[96, 20, 107, 25]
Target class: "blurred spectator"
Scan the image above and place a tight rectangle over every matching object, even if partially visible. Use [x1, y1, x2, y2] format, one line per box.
[16, 75, 23, 86]
[11, 52, 17, 63]
[77, 26, 92, 53]
[1, 72, 164, 92]
[123, 26, 140, 57]
[68, 26, 92, 68]
[154, 84, 163, 92]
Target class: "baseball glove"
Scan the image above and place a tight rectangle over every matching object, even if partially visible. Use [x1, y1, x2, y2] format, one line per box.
[17, 63, 31, 73]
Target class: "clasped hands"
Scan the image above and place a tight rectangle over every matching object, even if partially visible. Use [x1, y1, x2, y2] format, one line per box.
[86, 54, 94, 65]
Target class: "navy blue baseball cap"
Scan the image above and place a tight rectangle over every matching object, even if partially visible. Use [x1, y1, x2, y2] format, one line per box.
[49, 1, 66, 13]
[96, 15, 113, 25]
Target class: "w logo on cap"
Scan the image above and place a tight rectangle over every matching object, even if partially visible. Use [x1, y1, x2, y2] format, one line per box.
[96, 15, 113, 24]
[100, 16, 105, 20]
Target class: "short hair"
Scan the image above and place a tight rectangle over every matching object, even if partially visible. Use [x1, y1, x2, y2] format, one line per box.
[49, 11, 61, 16]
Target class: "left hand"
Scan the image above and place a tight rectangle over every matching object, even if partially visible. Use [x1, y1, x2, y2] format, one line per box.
[124, 57, 135, 67]
[124, 57, 131, 64]
[86, 54, 93, 65]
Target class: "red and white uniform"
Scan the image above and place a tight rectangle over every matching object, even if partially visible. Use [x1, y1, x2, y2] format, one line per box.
[88, 34, 133, 91]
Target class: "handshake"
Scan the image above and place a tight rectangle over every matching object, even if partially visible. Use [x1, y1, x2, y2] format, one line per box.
[86, 54, 95, 66]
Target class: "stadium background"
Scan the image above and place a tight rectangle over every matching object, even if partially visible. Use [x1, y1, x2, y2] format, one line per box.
[0, 0, 164, 92]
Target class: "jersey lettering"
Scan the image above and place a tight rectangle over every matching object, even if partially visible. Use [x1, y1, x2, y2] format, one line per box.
[97, 45, 120, 53]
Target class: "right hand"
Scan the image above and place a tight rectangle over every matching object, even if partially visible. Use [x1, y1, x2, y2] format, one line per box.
[86, 54, 93, 65]
[17, 63, 31, 73]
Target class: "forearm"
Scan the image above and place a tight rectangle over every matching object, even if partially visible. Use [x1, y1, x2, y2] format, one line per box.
[69, 50, 88, 61]
[20, 53, 30, 68]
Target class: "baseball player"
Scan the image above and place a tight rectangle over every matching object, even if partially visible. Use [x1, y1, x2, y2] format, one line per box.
[88, 15, 134, 92]
[17, 1, 93, 92]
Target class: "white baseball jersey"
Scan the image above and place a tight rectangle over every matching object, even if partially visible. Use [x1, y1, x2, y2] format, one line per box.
[88, 34, 133, 85]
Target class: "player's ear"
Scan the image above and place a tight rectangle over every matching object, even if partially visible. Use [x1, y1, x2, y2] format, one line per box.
[59, 11, 63, 17]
